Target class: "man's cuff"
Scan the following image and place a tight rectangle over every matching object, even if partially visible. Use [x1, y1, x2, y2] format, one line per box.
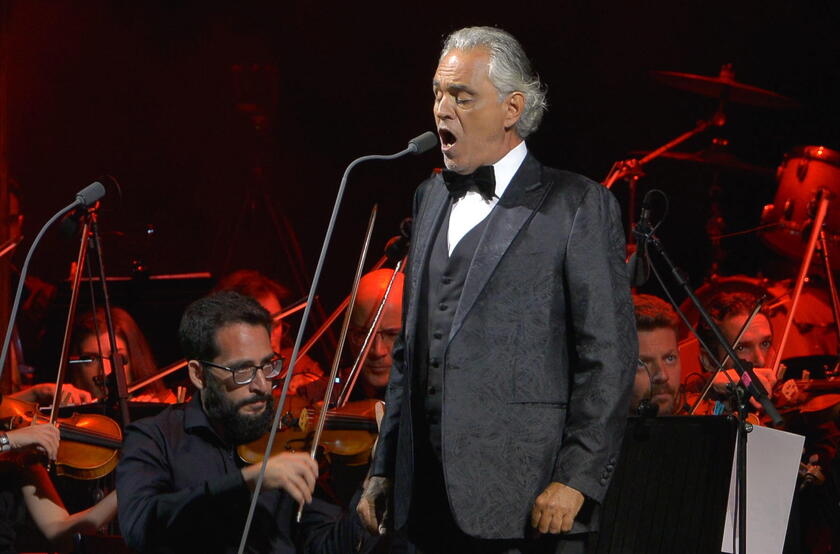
[206, 470, 251, 502]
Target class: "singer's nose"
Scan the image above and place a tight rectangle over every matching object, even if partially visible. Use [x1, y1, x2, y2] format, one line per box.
[435, 94, 454, 120]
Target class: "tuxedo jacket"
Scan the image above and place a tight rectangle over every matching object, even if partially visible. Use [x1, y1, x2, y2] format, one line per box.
[371, 152, 637, 539]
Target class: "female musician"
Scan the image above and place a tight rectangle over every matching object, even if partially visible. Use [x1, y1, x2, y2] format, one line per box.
[0, 411, 117, 553]
[68, 307, 175, 403]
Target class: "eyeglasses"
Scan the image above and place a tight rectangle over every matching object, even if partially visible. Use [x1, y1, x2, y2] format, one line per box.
[70, 353, 130, 367]
[199, 355, 284, 385]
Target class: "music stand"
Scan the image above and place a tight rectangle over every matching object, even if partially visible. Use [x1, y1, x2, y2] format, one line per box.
[595, 416, 737, 554]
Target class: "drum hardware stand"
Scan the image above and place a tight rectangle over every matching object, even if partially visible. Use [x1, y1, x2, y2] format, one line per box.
[817, 229, 840, 374]
[637, 202, 782, 554]
[603, 105, 726, 246]
[771, 189, 832, 381]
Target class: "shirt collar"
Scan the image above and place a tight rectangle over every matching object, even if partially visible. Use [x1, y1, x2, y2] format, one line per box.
[491, 140, 528, 199]
[184, 393, 218, 434]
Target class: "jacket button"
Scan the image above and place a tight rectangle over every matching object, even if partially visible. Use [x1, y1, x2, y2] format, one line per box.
[442, 276, 452, 284]
[433, 331, 443, 339]
[439, 303, 447, 311]
[427, 386, 437, 395]
[431, 359, 440, 368]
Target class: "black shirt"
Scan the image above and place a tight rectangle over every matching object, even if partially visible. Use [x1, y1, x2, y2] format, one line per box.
[115, 395, 295, 554]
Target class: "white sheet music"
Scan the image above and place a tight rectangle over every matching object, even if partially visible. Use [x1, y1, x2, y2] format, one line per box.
[722, 424, 804, 554]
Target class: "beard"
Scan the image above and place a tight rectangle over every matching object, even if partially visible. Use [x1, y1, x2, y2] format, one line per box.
[202, 373, 274, 445]
[650, 384, 677, 415]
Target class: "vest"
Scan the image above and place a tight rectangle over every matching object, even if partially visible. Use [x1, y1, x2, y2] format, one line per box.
[414, 204, 490, 460]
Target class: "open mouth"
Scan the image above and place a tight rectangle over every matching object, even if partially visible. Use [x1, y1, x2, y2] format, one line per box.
[438, 128, 457, 148]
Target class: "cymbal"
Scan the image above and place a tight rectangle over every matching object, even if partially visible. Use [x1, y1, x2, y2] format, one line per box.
[652, 64, 800, 109]
[629, 149, 772, 175]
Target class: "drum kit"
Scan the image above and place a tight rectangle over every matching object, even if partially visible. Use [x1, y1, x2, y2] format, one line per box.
[612, 63, 840, 403]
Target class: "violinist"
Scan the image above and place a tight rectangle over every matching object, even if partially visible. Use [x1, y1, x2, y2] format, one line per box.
[216, 269, 324, 394]
[68, 307, 175, 403]
[693, 290, 778, 409]
[0, 399, 117, 554]
[693, 288, 840, 552]
[297, 269, 404, 406]
[631, 294, 682, 417]
[115, 291, 318, 553]
[294, 269, 406, 554]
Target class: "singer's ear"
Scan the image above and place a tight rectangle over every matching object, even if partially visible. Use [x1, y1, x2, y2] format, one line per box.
[503, 91, 525, 133]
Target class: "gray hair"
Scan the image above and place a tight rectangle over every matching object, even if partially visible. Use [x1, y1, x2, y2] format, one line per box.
[441, 26, 548, 138]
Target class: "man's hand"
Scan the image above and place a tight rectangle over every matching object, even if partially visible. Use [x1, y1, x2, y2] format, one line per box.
[712, 367, 777, 410]
[241, 452, 319, 505]
[531, 482, 584, 534]
[357, 475, 391, 536]
[7, 423, 61, 460]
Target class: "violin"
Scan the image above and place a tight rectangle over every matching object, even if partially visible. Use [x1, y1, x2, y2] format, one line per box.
[0, 395, 122, 479]
[237, 396, 378, 467]
[773, 377, 840, 413]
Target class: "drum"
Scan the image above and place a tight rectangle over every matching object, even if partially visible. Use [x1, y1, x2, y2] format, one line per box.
[761, 145, 840, 265]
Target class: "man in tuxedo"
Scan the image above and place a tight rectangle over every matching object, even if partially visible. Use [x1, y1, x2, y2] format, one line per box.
[358, 26, 636, 553]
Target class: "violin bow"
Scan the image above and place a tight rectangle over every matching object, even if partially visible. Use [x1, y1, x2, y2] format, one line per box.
[335, 260, 404, 408]
[49, 217, 93, 426]
[296, 204, 378, 522]
[689, 297, 764, 415]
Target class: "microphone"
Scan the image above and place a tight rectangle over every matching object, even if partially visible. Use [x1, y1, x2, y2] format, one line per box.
[75, 181, 106, 208]
[636, 358, 660, 417]
[407, 131, 438, 155]
[629, 190, 655, 287]
[0, 181, 108, 379]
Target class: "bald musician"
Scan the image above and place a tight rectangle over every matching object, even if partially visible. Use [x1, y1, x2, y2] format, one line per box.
[297, 268, 404, 405]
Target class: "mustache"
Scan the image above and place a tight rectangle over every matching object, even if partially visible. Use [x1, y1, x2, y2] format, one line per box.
[233, 391, 273, 410]
[651, 384, 675, 397]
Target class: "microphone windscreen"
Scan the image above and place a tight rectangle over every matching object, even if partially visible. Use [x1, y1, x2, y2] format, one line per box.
[408, 131, 438, 155]
[76, 181, 106, 207]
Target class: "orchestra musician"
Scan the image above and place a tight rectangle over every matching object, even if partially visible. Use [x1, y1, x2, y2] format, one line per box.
[297, 268, 404, 406]
[0, 404, 117, 553]
[358, 26, 637, 553]
[631, 294, 682, 416]
[295, 269, 406, 554]
[68, 307, 175, 404]
[216, 269, 324, 394]
[115, 291, 318, 553]
[693, 287, 840, 552]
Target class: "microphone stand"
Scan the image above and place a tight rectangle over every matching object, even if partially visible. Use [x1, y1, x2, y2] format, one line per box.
[47, 207, 131, 425]
[236, 132, 436, 553]
[771, 189, 831, 380]
[88, 211, 130, 425]
[638, 219, 782, 554]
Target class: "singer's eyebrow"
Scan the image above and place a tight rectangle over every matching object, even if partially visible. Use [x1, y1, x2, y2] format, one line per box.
[432, 80, 473, 94]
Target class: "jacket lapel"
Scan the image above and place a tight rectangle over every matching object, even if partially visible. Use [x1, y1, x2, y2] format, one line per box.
[448, 154, 549, 343]
[405, 176, 449, 346]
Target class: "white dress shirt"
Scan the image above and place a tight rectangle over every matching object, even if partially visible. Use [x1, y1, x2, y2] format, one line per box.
[447, 140, 528, 255]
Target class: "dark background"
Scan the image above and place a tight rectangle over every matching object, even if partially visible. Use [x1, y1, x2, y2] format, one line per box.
[5, 1, 840, 365]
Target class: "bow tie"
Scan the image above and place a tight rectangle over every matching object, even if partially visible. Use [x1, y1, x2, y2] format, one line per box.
[441, 166, 497, 201]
